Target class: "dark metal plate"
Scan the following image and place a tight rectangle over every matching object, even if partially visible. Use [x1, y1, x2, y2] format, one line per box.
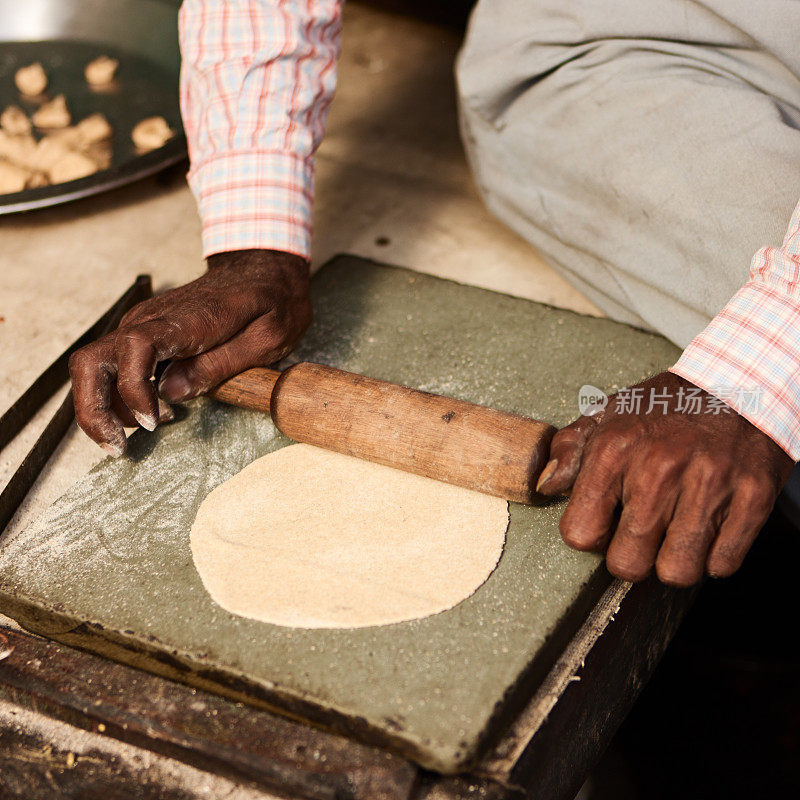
[0, 0, 185, 213]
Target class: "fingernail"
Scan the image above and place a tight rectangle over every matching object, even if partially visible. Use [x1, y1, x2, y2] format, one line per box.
[158, 370, 192, 403]
[157, 399, 176, 423]
[536, 459, 558, 492]
[100, 442, 124, 458]
[133, 411, 158, 431]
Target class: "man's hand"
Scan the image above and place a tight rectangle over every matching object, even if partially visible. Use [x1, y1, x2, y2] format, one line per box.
[536, 372, 793, 586]
[69, 249, 312, 456]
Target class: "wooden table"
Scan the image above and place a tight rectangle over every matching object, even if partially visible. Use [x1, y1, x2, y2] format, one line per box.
[0, 576, 695, 799]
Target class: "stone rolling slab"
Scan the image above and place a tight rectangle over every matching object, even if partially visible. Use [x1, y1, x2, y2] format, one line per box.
[0, 256, 680, 773]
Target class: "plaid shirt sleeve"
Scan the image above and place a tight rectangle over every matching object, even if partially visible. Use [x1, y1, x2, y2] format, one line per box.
[178, 0, 342, 260]
[671, 198, 800, 461]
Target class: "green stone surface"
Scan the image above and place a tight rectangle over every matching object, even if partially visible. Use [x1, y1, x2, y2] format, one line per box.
[0, 256, 681, 772]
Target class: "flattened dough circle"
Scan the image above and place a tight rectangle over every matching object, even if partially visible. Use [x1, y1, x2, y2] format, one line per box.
[190, 444, 508, 629]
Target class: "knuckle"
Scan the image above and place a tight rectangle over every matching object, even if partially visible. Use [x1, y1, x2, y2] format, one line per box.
[641, 442, 675, 468]
[559, 520, 586, 549]
[736, 475, 776, 515]
[632, 449, 682, 490]
[664, 524, 712, 558]
[560, 518, 603, 551]
[116, 327, 151, 355]
[173, 308, 220, 354]
[549, 428, 579, 457]
[249, 308, 309, 363]
[69, 341, 106, 377]
[190, 350, 235, 388]
[689, 455, 727, 494]
[692, 452, 721, 475]
[552, 416, 596, 447]
[68, 348, 89, 377]
[606, 539, 654, 582]
[616, 518, 661, 544]
[586, 434, 628, 472]
[662, 537, 692, 563]
[251, 316, 289, 353]
[656, 539, 706, 586]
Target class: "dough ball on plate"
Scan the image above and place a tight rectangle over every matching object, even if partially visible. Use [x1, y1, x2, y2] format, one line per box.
[32, 136, 73, 172]
[76, 113, 113, 145]
[85, 56, 119, 87]
[131, 116, 173, 151]
[0, 106, 32, 137]
[84, 140, 112, 170]
[0, 159, 30, 194]
[48, 150, 98, 183]
[32, 95, 71, 129]
[14, 63, 48, 96]
[0, 130, 38, 171]
[41, 126, 83, 148]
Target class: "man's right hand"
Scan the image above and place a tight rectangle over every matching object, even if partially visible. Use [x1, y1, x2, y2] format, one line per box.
[69, 249, 312, 456]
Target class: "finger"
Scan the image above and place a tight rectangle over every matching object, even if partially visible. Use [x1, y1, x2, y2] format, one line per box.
[109, 385, 138, 428]
[655, 466, 728, 587]
[604, 453, 683, 581]
[115, 321, 183, 430]
[559, 437, 625, 551]
[108, 388, 175, 429]
[606, 489, 677, 583]
[537, 414, 598, 495]
[69, 337, 127, 456]
[158, 314, 296, 402]
[706, 478, 775, 578]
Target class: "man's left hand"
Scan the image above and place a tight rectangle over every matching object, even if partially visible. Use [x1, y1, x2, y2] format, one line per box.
[536, 372, 794, 586]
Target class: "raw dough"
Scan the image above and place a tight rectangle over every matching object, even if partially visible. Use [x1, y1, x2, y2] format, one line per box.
[84, 140, 112, 170]
[14, 62, 47, 96]
[0, 160, 29, 194]
[85, 55, 119, 86]
[32, 95, 71, 129]
[32, 135, 72, 172]
[0, 130, 37, 169]
[26, 118, 112, 180]
[76, 113, 113, 144]
[0, 159, 28, 193]
[48, 150, 98, 183]
[190, 444, 508, 629]
[1, 106, 32, 137]
[131, 116, 173, 151]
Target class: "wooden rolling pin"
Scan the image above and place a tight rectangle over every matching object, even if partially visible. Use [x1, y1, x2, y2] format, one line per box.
[209, 363, 556, 504]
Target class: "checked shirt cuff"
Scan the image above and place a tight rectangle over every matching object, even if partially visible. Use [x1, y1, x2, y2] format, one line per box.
[670, 270, 800, 461]
[188, 150, 314, 261]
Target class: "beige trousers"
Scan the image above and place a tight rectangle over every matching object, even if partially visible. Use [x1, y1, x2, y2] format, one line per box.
[456, 0, 800, 349]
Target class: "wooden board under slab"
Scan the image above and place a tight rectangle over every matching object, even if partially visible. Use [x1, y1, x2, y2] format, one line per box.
[0, 255, 681, 773]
